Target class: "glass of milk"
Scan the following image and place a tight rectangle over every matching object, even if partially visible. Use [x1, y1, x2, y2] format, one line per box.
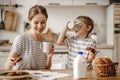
[42, 42, 52, 53]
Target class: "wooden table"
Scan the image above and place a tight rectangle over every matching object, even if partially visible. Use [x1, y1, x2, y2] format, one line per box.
[0, 69, 120, 80]
[50, 69, 120, 80]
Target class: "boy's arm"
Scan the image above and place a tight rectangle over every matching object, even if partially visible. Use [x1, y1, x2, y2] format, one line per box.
[57, 24, 70, 45]
[88, 49, 96, 62]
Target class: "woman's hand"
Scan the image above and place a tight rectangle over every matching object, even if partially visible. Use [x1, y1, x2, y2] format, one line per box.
[48, 45, 54, 58]
[9, 57, 22, 66]
[46, 45, 54, 69]
[86, 47, 96, 61]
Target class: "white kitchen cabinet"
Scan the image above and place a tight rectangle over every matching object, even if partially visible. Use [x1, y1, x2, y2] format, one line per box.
[106, 3, 120, 64]
[53, 45, 114, 69]
[51, 53, 67, 69]
[73, 0, 109, 6]
[96, 49, 113, 60]
[37, 0, 73, 6]
[93, 48, 113, 66]
[114, 34, 120, 69]
[0, 52, 9, 70]
[52, 48, 113, 69]
[37, 0, 109, 6]
[106, 3, 114, 45]
[106, 3, 120, 45]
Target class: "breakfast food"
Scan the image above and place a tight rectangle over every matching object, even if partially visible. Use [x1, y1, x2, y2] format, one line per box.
[7, 72, 16, 76]
[102, 58, 112, 64]
[86, 47, 95, 53]
[0, 71, 29, 76]
[16, 71, 26, 75]
[94, 58, 105, 64]
[94, 58, 118, 76]
[95, 58, 112, 64]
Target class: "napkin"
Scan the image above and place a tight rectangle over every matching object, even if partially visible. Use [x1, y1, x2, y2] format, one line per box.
[31, 71, 71, 80]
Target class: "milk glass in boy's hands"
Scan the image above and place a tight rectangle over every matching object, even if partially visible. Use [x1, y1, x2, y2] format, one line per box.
[68, 21, 74, 29]
[68, 19, 82, 31]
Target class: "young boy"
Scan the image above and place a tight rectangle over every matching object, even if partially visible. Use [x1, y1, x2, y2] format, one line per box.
[57, 16, 97, 70]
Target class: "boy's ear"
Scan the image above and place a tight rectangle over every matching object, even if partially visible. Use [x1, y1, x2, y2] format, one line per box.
[87, 25, 92, 32]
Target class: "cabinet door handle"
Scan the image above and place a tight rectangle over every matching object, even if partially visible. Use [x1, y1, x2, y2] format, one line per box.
[48, 3, 60, 6]
[86, 3, 97, 5]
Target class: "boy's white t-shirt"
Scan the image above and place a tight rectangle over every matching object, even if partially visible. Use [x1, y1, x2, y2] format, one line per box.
[65, 36, 96, 70]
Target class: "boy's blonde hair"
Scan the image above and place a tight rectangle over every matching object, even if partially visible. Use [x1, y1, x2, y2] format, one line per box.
[76, 16, 94, 34]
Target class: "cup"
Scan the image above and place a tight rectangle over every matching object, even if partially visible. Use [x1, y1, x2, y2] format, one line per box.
[42, 42, 52, 53]
[68, 21, 74, 29]
[68, 20, 82, 31]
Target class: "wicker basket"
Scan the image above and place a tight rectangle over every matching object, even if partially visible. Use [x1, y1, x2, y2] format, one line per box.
[93, 62, 119, 77]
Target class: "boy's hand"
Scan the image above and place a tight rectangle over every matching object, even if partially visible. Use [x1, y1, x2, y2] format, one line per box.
[65, 22, 73, 32]
[86, 47, 96, 61]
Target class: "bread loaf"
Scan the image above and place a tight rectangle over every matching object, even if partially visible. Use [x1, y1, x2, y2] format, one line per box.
[7, 72, 16, 76]
[102, 58, 112, 64]
[95, 58, 112, 64]
[95, 58, 105, 64]
[16, 71, 26, 75]
[95, 58, 113, 73]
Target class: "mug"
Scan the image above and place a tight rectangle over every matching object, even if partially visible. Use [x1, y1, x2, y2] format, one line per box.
[68, 20, 82, 31]
[41, 42, 52, 53]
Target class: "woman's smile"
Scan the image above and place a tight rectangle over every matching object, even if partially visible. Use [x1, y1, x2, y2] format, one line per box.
[37, 27, 44, 32]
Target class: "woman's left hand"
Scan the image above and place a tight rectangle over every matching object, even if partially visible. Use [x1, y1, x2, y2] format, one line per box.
[87, 47, 97, 61]
[48, 45, 54, 58]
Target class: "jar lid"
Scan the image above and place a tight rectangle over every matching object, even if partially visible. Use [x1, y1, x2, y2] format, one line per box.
[77, 51, 83, 55]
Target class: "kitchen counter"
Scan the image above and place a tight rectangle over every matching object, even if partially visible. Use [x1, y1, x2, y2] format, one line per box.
[0, 69, 120, 80]
[0, 43, 113, 52]
[54, 43, 113, 52]
[96, 43, 113, 49]
[0, 46, 10, 52]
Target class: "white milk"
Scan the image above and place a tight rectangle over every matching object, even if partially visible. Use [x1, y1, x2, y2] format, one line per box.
[73, 51, 87, 79]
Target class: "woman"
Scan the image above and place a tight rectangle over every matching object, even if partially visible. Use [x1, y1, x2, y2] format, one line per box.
[5, 5, 54, 70]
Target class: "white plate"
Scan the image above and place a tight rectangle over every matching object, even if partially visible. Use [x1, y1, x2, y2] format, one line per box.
[0, 70, 30, 79]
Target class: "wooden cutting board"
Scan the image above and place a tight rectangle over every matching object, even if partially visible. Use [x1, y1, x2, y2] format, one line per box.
[4, 10, 17, 31]
[4, 0, 18, 31]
